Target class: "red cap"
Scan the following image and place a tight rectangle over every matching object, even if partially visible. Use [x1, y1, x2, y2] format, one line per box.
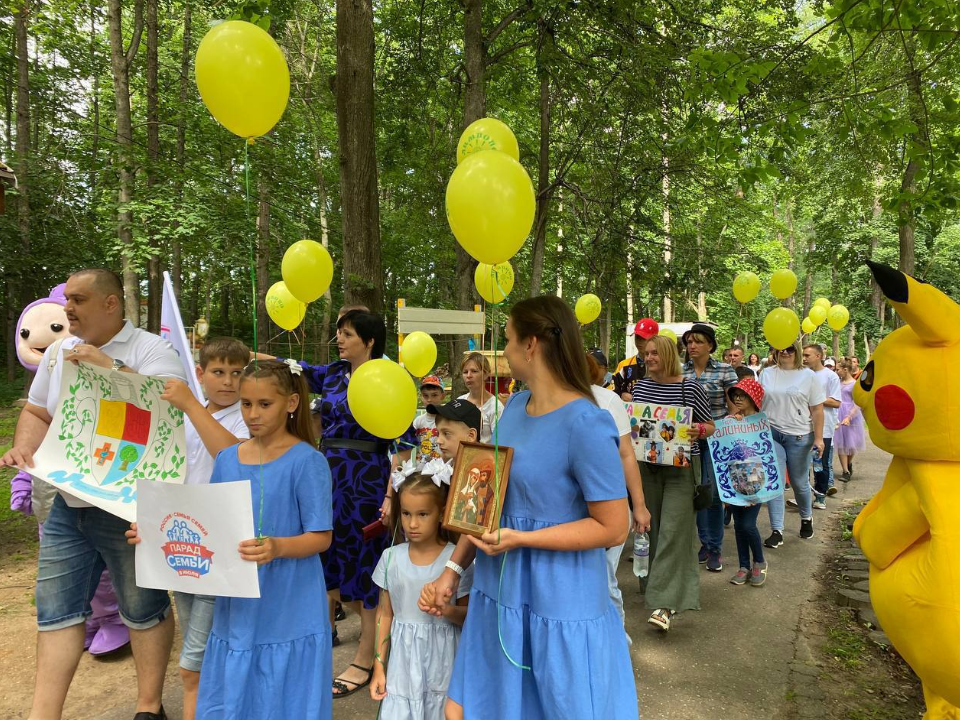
[727, 377, 764, 411]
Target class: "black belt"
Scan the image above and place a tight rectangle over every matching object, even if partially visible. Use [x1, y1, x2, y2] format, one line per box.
[321, 437, 391, 453]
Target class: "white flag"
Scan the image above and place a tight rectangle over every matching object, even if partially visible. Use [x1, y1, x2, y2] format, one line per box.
[160, 271, 203, 398]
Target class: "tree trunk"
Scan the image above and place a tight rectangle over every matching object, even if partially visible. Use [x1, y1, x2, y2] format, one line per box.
[831, 262, 840, 358]
[898, 60, 926, 279]
[107, 0, 144, 323]
[783, 198, 795, 309]
[847, 322, 856, 358]
[313, 141, 333, 365]
[528, 19, 550, 297]
[89, 0, 100, 202]
[171, 1, 190, 301]
[803, 235, 814, 314]
[145, 0, 160, 332]
[256, 179, 271, 351]
[662, 164, 672, 322]
[335, 0, 384, 314]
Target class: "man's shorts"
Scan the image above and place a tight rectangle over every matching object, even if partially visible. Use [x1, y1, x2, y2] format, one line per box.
[36, 494, 170, 631]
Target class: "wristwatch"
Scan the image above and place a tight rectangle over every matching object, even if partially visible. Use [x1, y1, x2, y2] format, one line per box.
[111, 358, 126, 372]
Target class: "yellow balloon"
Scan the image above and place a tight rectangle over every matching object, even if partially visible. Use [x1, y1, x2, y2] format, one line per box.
[399, 332, 437, 378]
[195, 21, 290, 139]
[281, 240, 333, 304]
[265, 281, 306, 331]
[813, 297, 831, 309]
[446, 151, 535, 265]
[474, 262, 515, 304]
[801, 317, 816, 335]
[763, 308, 801, 350]
[457, 118, 520, 165]
[347, 359, 417, 439]
[770, 269, 798, 299]
[732, 271, 761, 303]
[827, 304, 850, 332]
[575, 294, 602, 325]
[659, 328, 677, 342]
[809, 305, 828, 326]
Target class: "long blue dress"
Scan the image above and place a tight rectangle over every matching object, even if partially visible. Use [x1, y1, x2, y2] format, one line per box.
[298, 359, 417, 608]
[196, 442, 333, 720]
[447, 392, 638, 719]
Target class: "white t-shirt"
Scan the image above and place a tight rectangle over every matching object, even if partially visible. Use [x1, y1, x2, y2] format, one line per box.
[184, 401, 249, 485]
[458, 393, 505, 444]
[759, 367, 826, 436]
[813, 368, 842, 440]
[412, 412, 441, 461]
[28, 320, 187, 507]
[591, 385, 631, 437]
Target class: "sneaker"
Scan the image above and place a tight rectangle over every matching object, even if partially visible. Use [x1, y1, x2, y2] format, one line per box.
[764, 530, 784, 549]
[800, 519, 814, 539]
[730, 568, 749, 585]
[812, 499, 827, 510]
[786, 498, 799, 509]
[840, 471, 851, 482]
[706, 552, 723, 572]
[848, 460, 854, 477]
[698, 545, 709, 564]
[647, 608, 672, 631]
[750, 562, 768, 587]
[335, 602, 346, 622]
[827, 486, 838, 497]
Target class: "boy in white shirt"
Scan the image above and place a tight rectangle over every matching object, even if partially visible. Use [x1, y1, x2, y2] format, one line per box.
[413, 375, 446, 461]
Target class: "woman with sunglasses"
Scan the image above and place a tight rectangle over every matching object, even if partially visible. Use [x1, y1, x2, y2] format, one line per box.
[758, 341, 825, 547]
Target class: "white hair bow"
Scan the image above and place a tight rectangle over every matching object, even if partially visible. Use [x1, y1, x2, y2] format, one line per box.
[421, 457, 453, 487]
[284, 358, 303, 376]
[390, 453, 420, 492]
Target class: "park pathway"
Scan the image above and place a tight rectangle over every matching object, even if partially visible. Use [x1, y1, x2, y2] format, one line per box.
[82, 441, 891, 720]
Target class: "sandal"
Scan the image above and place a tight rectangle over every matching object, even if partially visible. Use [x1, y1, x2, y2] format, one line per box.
[332, 663, 373, 699]
[647, 608, 672, 631]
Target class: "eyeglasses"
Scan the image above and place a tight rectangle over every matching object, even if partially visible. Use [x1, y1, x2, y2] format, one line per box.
[779, 347, 797, 355]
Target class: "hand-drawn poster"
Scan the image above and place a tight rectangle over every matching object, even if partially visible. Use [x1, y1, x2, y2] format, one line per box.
[626, 402, 694, 466]
[25, 361, 186, 522]
[707, 413, 785, 506]
[135, 479, 260, 598]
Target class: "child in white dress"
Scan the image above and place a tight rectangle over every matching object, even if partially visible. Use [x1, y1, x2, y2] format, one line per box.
[370, 469, 473, 719]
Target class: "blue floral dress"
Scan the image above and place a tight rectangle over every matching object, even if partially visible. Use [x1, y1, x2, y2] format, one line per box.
[301, 360, 417, 608]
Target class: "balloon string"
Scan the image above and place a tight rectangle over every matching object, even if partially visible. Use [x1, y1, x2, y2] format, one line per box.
[244, 140, 265, 540]
[373, 515, 401, 717]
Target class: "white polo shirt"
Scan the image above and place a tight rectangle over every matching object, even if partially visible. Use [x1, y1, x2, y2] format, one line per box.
[28, 320, 187, 507]
[184, 402, 249, 485]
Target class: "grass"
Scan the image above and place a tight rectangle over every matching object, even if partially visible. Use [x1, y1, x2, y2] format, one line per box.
[824, 626, 867, 669]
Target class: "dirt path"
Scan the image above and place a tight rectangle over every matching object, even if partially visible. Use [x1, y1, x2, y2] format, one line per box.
[0, 439, 921, 720]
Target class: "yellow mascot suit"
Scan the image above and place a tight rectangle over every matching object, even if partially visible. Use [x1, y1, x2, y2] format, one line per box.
[853, 261, 960, 719]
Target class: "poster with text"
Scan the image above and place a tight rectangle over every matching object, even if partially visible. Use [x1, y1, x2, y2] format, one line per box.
[25, 361, 186, 522]
[626, 402, 694, 467]
[135, 479, 260, 598]
[707, 413, 785, 506]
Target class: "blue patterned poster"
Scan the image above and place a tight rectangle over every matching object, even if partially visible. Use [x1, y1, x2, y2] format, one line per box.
[707, 413, 785, 506]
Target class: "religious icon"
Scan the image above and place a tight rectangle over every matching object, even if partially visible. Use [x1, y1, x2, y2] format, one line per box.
[443, 442, 513, 538]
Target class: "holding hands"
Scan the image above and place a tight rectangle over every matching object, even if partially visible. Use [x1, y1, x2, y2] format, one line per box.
[417, 571, 460, 618]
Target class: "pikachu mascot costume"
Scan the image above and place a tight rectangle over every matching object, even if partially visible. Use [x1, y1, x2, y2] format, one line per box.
[853, 261, 960, 719]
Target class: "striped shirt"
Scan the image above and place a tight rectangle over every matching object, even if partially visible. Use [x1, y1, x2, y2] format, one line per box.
[683, 358, 738, 420]
[631, 378, 712, 455]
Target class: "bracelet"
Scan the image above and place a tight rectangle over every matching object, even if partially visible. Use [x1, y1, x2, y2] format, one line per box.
[445, 560, 465, 577]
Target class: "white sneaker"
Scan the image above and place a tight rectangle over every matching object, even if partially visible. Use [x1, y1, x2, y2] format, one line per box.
[786, 498, 799, 508]
[812, 499, 827, 510]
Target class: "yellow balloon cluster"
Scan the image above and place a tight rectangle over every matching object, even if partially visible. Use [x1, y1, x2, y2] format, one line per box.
[801, 317, 816, 335]
[770, 269, 798, 300]
[474, 262, 515, 304]
[457, 118, 520, 165]
[281, 240, 333, 303]
[575, 294, 602, 325]
[265, 282, 306, 331]
[764, 308, 800, 350]
[195, 21, 290, 139]
[348, 359, 418, 439]
[732, 271, 761, 303]
[808, 305, 827, 326]
[400, 332, 437, 378]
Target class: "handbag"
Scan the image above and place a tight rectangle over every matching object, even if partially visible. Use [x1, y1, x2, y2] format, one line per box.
[682, 380, 714, 511]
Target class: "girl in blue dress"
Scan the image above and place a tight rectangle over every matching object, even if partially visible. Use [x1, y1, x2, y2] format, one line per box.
[196, 360, 333, 720]
[369, 468, 473, 719]
[419, 296, 638, 720]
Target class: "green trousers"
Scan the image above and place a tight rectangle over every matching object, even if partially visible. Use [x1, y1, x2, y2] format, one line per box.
[641, 460, 701, 612]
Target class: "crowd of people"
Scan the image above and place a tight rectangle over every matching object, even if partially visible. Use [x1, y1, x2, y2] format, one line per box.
[0, 268, 869, 720]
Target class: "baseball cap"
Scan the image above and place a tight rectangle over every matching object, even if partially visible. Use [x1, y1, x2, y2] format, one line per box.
[824, 357, 836, 367]
[426, 398, 481, 434]
[587, 348, 608, 367]
[420, 375, 444, 390]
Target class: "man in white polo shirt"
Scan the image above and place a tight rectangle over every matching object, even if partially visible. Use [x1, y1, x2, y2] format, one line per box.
[0, 268, 185, 720]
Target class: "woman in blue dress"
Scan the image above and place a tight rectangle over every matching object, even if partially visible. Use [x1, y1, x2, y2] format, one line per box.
[294, 310, 415, 697]
[419, 296, 638, 720]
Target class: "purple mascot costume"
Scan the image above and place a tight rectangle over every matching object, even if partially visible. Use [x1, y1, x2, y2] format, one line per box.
[13, 283, 130, 656]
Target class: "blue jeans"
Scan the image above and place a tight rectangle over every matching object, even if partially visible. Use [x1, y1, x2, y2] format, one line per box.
[765, 429, 814, 530]
[174, 592, 216, 671]
[604, 508, 632, 645]
[36, 494, 171, 630]
[813, 438, 834, 500]
[696, 444, 724, 554]
[731, 504, 764, 568]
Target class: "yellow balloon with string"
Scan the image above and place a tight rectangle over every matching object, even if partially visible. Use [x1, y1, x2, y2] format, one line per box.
[265, 281, 306, 331]
[348, 359, 417, 439]
[474, 262, 515, 304]
[809, 304, 828, 326]
[575, 294, 602, 325]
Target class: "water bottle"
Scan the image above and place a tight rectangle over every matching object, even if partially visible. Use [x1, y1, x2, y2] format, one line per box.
[633, 532, 650, 578]
[812, 448, 823, 473]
